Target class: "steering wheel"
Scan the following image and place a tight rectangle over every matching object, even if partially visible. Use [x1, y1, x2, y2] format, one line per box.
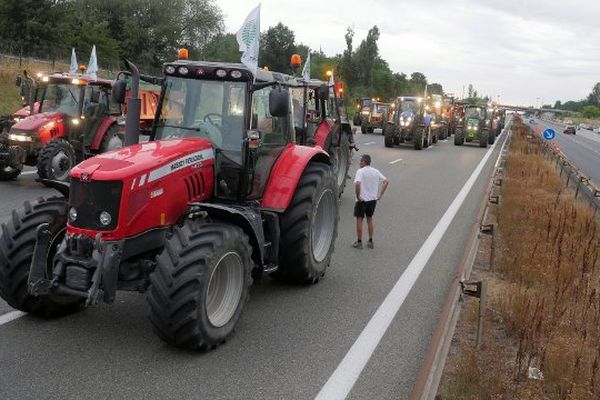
[204, 113, 222, 128]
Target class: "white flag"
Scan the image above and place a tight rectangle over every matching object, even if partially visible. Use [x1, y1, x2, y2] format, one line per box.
[87, 45, 98, 80]
[69, 48, 78, 74]
[236, 4, 261, 77]
[302, 49, 311, 81]
[328, 70, 334, 87]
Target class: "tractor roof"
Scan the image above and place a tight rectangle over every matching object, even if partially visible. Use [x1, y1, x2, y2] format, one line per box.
[38, 72, 113, 86]
[166, 60, 304, 87]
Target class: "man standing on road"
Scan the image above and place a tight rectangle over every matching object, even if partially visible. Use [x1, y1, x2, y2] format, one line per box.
[352, 154, 389, 249]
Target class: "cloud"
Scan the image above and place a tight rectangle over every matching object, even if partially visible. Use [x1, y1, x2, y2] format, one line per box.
[221, 0, 599, 106]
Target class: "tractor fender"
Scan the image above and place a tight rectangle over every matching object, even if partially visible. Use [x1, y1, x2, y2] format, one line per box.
[90, 117, 118, 151]
[188, 202, 266, 267]
[261, 144, 330, 211]
[37, 179, 70, 197]
[313, 119, 335, 148]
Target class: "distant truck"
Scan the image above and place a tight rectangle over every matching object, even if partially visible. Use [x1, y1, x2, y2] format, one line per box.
[383, 96, 434, 150]
[0, 72, 158, 182]
[361, 101, 390, 134]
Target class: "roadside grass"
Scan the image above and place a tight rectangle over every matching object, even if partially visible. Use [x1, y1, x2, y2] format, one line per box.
[438, 120, 600, 399]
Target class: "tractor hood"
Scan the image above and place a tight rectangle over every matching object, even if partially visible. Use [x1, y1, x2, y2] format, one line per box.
[11, 111, 64, 132]
[71, 138, 215, 182]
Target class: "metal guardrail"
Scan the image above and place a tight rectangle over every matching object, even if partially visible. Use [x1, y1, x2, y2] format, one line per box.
[533, 127, 600, 213]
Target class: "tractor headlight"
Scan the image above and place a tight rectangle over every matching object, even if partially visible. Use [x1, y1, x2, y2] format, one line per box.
[8, 133, 32, 142]
[99, 211, 112, 226]
[177, 66, 189, 75]
[69, 207, 78, 222]
[165, 65, 176, 74]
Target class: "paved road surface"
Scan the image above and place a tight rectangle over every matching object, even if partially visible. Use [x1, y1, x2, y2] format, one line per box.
[530, 118, 600, 186]
[0, 134, 502, 400]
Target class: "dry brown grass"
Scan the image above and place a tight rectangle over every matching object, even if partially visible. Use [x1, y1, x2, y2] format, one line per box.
[438, 120, 600, 399]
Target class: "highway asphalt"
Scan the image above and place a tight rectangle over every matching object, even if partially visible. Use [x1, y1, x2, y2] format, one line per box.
[530, 118, 600, 186]
[0, 132, 502, 400]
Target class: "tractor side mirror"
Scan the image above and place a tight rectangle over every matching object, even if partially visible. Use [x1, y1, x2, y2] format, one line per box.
[269, 86, 289, 117]
[112, 80, 127, 104]
[15, 76, 22, 87]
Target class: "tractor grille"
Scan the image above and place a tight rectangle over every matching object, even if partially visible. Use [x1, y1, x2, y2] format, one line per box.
[69, 179, 123, 231]
[184, 172, 205, 201]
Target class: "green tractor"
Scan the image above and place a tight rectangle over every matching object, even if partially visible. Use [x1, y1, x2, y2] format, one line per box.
[454, 104, 494, 148]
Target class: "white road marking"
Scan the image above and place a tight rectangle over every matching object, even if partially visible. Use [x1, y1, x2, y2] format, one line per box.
[21, 171, 37, 176]
[0, 310, 26, 326]
[389, 158, 403, 164]
[363, 141, 376, 145]
[315, 134, 500, 400]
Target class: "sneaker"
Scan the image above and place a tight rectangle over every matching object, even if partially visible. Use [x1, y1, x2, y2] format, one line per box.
[352, 241, 363, 249]
[367, 241, 374, 249]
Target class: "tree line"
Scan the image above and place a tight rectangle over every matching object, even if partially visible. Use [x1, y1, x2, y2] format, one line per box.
[550, 83, 600, 118]
[0, 0, 444, 102]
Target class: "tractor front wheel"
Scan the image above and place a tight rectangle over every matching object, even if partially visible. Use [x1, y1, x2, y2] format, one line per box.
[273, 162, 338, 284]
[414, 127, 424, 150]
[327, 133, 350, 196]
[454, 128, 464, 145]
[361, 122, 367, 134]
[480, 129, 489, 148]
[0, 197, 84, 317]
[37, 139, 76, 182]
[148, 221, 253, 350]
[384, 124, 394, 148]
[100, 126, 124, 152]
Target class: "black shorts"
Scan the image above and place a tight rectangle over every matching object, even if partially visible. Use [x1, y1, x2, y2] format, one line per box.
[354, 200, 377, 218]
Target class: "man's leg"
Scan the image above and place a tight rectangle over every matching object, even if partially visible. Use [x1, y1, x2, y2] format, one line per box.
[356, 217, 364, 241]
[366, 217, 374, 241]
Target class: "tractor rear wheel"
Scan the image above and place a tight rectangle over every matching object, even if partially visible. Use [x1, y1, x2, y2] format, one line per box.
[479, 129, 489, 148]
[454, 128, 464, 145]
[384, 124, 394, 148]
[0, 197, 84, 317]
[326, 133, 350, 196]
[487, 128, 495, 145]
[37, 139, 76, 182]
[413, 127, 424, 150]
[100, 126, 124, 152]
[273, 162, 338, 284]
[148, 221, 253, 350]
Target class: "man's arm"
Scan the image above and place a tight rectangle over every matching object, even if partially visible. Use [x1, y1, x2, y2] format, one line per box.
[378, 179, 389, 200]
[355, 181, 363, 201]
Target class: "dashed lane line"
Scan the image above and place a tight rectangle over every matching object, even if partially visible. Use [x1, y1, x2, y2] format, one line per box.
[0, 310, 26, 326]
[363, 141, 376, 145]
[389, 158, 403, 164]
[315, 132, 499, 400]
[21, 171, 37, 175]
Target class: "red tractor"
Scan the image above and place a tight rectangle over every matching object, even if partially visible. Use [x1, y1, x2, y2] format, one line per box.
[0, 58, 339, 350]
[0, 72, 158, 183]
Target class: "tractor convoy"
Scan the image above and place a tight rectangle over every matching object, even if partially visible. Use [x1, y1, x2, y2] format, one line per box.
[0, 71, 158, 183]
[0, 53, 351, 350]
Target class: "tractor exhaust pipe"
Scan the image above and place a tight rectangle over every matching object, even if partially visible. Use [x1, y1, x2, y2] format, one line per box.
[124, 59, 141, 146]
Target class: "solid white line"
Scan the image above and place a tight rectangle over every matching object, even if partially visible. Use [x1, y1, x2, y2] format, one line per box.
[363, 141, 376, 145]
[0, 310, 26, 326]
[315, 134, 499, 400]
[389, 158, 403, 164]
[21, 171, 37, 176]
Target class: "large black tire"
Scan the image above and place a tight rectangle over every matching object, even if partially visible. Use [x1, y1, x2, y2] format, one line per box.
[454, 128, 464, 145]
[0, 133, 21, 180]
[413, 127, 423, 150]
[432, 128, 438, 144]
[361, 121, 367, 134]
[99, 125, 123, 152]
[384, 123, 394, 148]
[327, 133, 350, 196]
[479, 129, 489, 148]
[273, 162, 338, 284]
[353, 115, 361, 127]
[37, 138, 76, 182]
[488, 128, 495, 145]
[0, 197, 84, 317]
[148, 221, 253, 350]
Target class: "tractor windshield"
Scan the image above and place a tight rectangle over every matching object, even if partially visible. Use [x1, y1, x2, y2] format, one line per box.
[39, 82, 82, 117]
[400, 100, 418, 112]
[155, 76, 246, 152]
[465, 107, 483, 119]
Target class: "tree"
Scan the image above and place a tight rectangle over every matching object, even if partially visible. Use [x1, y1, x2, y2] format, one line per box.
[587, 82, 600, 107]
[354, 26, 380, 88]
[428, 83, 443, 95]
[204, 33, 240, 63]
[260, 23, 296, 73]
[554, 100, 562, 109]
[582, 105, 600, 118]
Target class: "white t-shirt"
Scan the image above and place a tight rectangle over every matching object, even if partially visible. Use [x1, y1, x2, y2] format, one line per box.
[354, 166, 386, 201]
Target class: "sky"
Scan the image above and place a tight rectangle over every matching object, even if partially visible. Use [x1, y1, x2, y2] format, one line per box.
[220, 0, 600, 107]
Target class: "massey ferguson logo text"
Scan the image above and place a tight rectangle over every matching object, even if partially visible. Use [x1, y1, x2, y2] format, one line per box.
[170, 154, 205, 171]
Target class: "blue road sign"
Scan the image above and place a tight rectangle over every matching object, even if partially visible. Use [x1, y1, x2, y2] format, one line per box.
[543, 128, 556, 140]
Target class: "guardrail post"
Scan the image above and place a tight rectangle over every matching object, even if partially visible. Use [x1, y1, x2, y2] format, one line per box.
[460, 280, 486, 349]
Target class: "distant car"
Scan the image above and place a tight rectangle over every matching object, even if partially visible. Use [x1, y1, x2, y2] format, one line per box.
[593, 126, 600, 134]
[563, 125, 576, 135]
[579, 123, 592, 130]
